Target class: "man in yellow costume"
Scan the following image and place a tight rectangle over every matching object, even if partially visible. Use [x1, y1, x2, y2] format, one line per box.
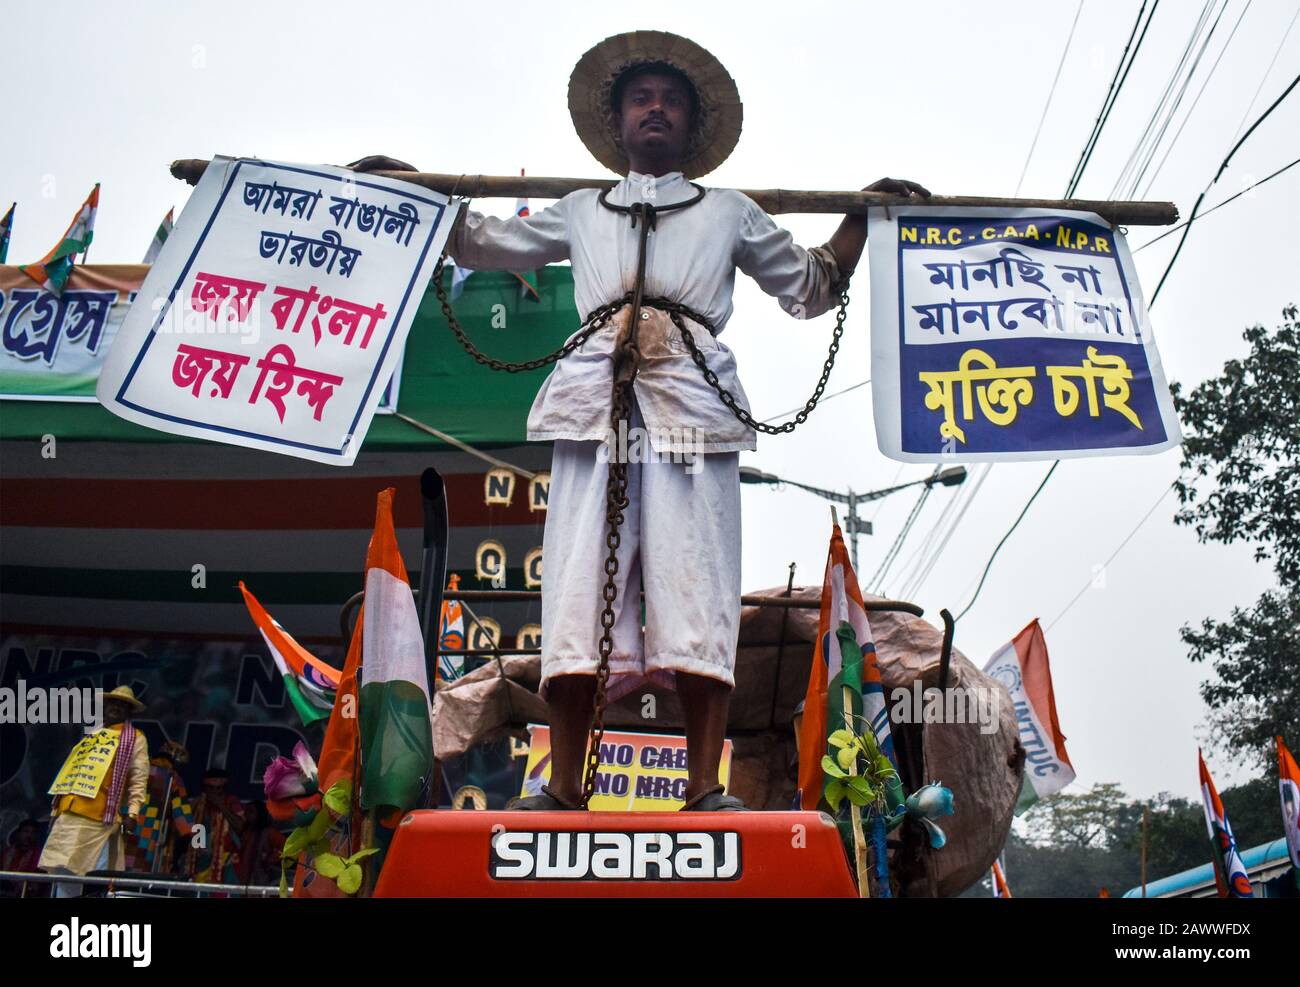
[39, 685, 150, 896]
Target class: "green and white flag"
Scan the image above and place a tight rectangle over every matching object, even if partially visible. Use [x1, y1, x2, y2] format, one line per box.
[142, 207, 173, 264]
[0, 203, 13, 264]
[20, 184, 98, 294]
[240, 581, 339, 727]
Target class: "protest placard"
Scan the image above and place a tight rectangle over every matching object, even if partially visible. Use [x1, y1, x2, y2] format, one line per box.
[869, 206, 1181, 462]
[519, 725, 733, 812]
[1, 265, 406, 410]
[97, 156, 459, 464]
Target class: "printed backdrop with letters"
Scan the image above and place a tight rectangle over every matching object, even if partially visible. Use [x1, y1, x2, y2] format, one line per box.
[868, 206, 1181, 462]
[0, 265, 136, 401]
[96, 156, 458, 464]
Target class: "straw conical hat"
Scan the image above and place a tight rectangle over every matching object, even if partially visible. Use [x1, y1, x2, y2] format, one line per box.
[103, 685, 146, 712]
[568, 30, 743, 179]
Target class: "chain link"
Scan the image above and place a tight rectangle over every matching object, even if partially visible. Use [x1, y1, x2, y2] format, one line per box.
[661, 289, 851, 434]
[432, 255, 626, 373]
[581, 374, 633, 808]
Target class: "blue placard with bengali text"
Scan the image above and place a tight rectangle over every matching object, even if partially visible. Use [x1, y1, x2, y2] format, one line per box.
[868, 206, 1181, 462]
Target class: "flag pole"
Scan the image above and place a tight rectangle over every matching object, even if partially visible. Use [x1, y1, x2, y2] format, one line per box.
[360, 809, 379, 897]
[843, 683, 871, 899]
[152, 771, 175, 875]
[168, 160, 1179, 226]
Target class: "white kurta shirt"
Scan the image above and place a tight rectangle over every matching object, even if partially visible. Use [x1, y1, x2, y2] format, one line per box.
[450, 170, 845, 452]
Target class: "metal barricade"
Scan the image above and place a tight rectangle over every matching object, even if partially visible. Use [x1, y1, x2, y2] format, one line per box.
[0, 869, 279, 898]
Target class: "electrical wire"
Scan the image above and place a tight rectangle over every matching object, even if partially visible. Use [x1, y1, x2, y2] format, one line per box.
[1110, 0, 1222, 200]
[1014, 0, 1087, 196]
[1228, 4, 1300, 145]
[1108, 0, 1214, 195]
[1133, 155, 1300, 253]
[903, 463, 994, 599]
[868, 463, 908, 523]
[917, 3, 1163, 607]
[759, 377, 870, 424]
[899, 3, 1154, 603]
[891, 478, 965, 596]
[1151, 69, 1300, 302]
[954, 462, 1059, 623]
[1139, 0, 1253, 198]
[1044, 483, 1175, 630]
[883, 2, 1237, 616]
[868, 483, 933, 593]
[1066, 0, 1161, 197]
[955, 7, 1293, 625]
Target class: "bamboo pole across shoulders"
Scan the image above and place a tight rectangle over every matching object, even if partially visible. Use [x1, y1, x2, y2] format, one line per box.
[169, 159, 1178, 226]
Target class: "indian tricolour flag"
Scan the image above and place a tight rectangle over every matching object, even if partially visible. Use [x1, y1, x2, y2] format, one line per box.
[436, 572, 467, 682]
[983, 618, 1074, 813]
[239, 581, 339, 726]
[1199, 749, 1253, 897]
[294, 487, 433, 898]
[1276, 735, 1300, 890]
[142, 207, 174, 263]
[797, 522, 903, 812]
[20, 184, 98, 294]
[357, 487, 434, 815]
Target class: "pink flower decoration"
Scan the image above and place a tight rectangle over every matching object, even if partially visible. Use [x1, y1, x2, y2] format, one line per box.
[264, 742, 318, 800]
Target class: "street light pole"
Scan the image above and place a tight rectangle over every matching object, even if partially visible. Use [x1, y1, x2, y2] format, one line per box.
[740, 466, 968, 573]
[847, 490, 860, 570]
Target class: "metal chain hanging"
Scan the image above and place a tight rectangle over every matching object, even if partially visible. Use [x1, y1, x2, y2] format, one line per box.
[434, 192, 852, 807]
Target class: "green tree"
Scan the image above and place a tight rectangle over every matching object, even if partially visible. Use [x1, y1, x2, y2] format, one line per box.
[958, 777, 1280, 896]
[1115, 777, 1284, 884]
[999, 784, 1142, 897]
[1171, 304, 1300, 769]
[1021, 782, 1135, 849]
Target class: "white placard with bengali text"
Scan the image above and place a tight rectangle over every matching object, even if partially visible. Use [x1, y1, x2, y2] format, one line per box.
[97, 156, 459, 465]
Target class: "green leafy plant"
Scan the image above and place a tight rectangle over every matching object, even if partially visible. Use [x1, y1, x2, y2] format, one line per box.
[821, 724, 898, 815]
[278, 779, 377, 897]
[314, 847, 380, 895]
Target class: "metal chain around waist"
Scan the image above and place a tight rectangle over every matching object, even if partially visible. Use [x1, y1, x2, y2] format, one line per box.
[654, 291, 852, 434]
[433, 254, 850, 423]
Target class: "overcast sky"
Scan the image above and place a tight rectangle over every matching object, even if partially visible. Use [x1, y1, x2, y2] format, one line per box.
[4, 0, 1298, 802]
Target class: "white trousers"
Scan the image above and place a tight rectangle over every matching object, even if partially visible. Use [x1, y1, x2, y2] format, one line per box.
[540, 404, 742, 700]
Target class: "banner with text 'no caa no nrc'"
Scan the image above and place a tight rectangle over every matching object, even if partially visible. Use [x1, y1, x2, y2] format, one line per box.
[520, 725, 733, 812]
[97, 156, 460, 465]
[868, 206, 1181, 462]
